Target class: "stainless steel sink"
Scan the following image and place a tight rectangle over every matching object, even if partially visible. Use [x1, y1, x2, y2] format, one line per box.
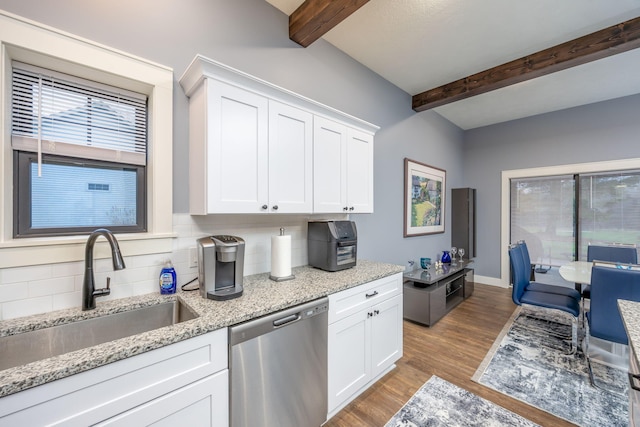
[0, 299, 198, 371]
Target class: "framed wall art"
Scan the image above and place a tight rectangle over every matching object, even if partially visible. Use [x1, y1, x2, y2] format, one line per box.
[404, 158, 446, 237]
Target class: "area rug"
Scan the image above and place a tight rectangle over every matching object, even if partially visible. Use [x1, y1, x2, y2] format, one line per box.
[385, 375, 539, 427]
[472, 306, 628, 427]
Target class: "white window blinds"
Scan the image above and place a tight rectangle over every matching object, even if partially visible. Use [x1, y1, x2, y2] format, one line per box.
[11, 62, 147, 166]
[510, 175, 575, 267]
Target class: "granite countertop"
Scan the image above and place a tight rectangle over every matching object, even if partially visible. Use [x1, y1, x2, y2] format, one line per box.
[618, 299, 640, 367]
[0, 259, 404, 398]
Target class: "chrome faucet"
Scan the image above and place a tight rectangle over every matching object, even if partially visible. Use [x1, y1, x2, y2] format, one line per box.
[82, 228, 126, 311]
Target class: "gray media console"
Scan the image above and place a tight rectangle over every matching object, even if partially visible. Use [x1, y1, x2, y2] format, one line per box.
[402, 262, 474, 326]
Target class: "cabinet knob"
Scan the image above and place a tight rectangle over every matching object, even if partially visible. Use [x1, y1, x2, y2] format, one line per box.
[367, 312, 373, 318]
[349, 207, 355, 211]
[374, 309, 380, 315]
[343, 206, 348, 211]
[272, 205, 279, 211]
[261, 205, 268, 210]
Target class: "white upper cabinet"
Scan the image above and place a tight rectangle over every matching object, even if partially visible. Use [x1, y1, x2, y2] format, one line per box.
[314, 117, 374, 213]
[197, 80, 269, 214]
[268, 100, 313, 213]
[179, 55, 378, 215]
[313, 117, 348, 213]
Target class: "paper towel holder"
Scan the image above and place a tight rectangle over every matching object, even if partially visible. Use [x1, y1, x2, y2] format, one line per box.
[269, 227, 295, 282]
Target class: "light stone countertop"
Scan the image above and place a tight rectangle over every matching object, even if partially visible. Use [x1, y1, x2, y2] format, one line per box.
[0, 259, 404, 398]
[619, 299, 640, 367]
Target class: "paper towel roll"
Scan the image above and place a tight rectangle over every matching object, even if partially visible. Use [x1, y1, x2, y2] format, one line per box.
[271, 234, 292, 278]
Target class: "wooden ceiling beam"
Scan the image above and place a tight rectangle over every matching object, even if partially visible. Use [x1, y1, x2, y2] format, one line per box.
[412, 16, 640, 112]
[290, 0, 370, 47]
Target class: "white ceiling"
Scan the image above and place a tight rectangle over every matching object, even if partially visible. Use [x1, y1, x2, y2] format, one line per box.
[266, 0, 640, 129]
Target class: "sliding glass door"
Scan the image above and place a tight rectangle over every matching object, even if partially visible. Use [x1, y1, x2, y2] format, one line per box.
[578, 171, 640, 260]
[510, 175, 575, 270]
[510, 169, 640, 285]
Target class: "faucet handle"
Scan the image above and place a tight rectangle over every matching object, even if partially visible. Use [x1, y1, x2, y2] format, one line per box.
[93, 277, 112, 298]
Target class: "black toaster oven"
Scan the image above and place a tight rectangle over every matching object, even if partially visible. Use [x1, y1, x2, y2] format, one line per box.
[307, 220, 357, 271]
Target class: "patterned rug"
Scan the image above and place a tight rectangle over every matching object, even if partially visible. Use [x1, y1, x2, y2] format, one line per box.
[385, 375, 538, 427]
[472, 306, 628, 426]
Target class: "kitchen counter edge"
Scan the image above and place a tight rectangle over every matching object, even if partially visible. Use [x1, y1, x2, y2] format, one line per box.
[0, 259, 404, 397]
[619, 299, 640, 369]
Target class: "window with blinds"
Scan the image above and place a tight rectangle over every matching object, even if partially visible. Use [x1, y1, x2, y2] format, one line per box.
[11, 63, 147, 237]
[510, 175, 575, 268]
[510, 170, 640, 284]
[578, 171, 640, 260]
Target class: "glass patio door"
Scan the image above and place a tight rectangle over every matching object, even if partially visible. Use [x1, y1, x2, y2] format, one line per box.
[510, 175, 575, 283]
[578, 171, 640, 260]
[510, 170, 640, 286]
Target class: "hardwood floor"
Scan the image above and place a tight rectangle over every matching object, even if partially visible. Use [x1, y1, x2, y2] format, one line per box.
[324, 283, 575, 427]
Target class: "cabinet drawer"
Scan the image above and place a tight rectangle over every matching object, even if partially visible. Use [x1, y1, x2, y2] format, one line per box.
[0, 328, 227, 426]
[329, 273, 401, 324]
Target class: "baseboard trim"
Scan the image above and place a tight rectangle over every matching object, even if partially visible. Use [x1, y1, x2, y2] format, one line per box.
[474, 274, 508, 288]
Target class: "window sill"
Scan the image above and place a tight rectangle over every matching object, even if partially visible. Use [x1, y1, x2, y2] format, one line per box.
[0, 233, 176, 269]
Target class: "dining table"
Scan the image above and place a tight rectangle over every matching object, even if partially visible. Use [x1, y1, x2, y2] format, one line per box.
[558, 260, 592, 285]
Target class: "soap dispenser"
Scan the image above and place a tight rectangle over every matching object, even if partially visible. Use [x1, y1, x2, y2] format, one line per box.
[159, 260, 177, 294]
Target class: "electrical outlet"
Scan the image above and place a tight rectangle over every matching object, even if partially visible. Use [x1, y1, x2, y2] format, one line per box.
[188, 247, 198, 268]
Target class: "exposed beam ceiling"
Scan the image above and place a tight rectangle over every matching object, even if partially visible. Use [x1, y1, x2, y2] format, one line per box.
[412, 16, 640, 112]
[289, 0, 370, 47]
[267, 1, 640, 129]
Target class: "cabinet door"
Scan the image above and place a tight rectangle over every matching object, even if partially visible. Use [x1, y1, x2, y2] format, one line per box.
[313, 116, 348, 213]
[207, 81, 269, 213]
[370, 294, 403, 379]
[97, 370, 228, 427]
[268, 101, 313, 213]
[346, 127, 374, 213]
[327, 310, 370, 413]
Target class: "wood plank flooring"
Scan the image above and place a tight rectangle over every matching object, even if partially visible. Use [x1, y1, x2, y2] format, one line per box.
[324, 283, 575, 427]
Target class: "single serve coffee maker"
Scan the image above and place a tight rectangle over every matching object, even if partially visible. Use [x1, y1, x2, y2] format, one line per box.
[197, 235, 244, 300]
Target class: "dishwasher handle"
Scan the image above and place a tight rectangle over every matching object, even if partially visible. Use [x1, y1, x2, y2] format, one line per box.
[273, 313, 301, 327]
[229, 297, 329, 347]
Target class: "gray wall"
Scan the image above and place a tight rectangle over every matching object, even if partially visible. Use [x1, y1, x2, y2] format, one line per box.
[0, 0, 464, 269]
[464, 93, 640, 278]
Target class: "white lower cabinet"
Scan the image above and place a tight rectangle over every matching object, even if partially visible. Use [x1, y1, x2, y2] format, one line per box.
[97, 370, 228, 427]
[0, 328, 228, 427]
[327, 273, 403, 417]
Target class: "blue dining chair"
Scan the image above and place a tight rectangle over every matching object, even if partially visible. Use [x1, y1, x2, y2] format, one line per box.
[517, 241, 581, 300]
[587, 244, 638, 265]
[586, 263, 640, 387]
[583, 243, 638, 299]
[509, 244, 580, 354]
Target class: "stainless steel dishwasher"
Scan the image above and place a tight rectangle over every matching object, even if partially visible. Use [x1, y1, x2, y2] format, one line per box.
[229, 297, 328, 427]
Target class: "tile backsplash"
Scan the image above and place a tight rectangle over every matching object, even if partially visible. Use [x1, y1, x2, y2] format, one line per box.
[0, 213, 345, 320]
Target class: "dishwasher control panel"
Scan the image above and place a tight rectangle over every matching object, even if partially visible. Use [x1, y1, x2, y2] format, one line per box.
[302, 302, 328, 319]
